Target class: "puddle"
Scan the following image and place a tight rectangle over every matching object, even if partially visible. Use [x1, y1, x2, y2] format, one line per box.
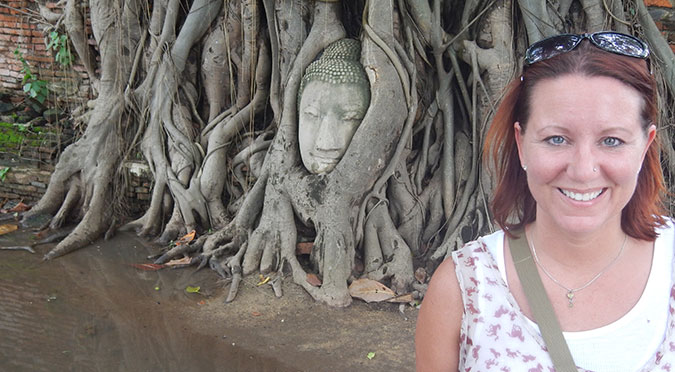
[0, 229, 296, 372]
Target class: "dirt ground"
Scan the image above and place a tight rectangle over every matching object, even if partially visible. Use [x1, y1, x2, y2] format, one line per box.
[0, 228, 417, 371]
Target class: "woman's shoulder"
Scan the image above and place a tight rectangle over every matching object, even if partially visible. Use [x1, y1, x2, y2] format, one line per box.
[416, 246, 464, 371]
[654, 216, 675, 244]
[453, 229, 504, 260]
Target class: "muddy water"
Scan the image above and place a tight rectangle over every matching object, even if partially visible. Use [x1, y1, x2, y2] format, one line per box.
[0, 230, 294, 372]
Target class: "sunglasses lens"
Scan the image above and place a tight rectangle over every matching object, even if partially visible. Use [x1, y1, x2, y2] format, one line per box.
[525, 34, 581, 65]
[591, 32, 649, 58]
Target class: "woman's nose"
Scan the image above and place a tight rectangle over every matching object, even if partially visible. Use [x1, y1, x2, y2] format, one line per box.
[567, 144, 597, 179]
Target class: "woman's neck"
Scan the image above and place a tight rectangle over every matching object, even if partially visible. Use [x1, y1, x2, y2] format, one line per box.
[527, 215, 626, 268]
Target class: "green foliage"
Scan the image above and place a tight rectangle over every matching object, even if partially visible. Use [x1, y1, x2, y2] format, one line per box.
[0, 121, 52, 156]
[185, 286, 201, 294]
[47, 31, 72, 67]
[0, 167, 9, 182]
[13, 49, 49, 104]
[13, 123, 29, 132]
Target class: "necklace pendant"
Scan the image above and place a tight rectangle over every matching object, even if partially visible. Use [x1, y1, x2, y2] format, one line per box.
[566, 291, 575, 307]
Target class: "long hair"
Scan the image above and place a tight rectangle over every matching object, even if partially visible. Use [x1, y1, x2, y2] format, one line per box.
[484, 41, 667, 240]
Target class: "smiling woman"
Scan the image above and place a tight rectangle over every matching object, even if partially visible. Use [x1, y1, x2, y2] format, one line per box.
[415, 32, 674, 372]
[514, 74, 656, 237]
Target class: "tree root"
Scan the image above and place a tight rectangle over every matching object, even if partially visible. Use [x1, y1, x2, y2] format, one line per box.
[362, 201, 414, 294]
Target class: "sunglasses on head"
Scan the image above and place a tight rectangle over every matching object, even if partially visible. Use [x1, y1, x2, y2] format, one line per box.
[524, 31, 650, 66]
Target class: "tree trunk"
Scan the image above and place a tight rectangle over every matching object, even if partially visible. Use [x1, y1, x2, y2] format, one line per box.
[28, 0, 675, 307]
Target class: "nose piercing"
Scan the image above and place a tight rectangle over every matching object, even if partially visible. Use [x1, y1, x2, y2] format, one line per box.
[522, 165, 527, 171]
[593, 167, 598, 172]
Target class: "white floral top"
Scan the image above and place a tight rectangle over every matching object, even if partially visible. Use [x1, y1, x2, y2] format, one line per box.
[452, 232, 675, 371]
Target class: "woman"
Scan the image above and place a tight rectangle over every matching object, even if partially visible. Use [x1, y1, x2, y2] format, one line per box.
[416, 32, 674, 371]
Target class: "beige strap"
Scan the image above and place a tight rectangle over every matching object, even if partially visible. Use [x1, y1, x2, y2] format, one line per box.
[508, 230, 578, 372]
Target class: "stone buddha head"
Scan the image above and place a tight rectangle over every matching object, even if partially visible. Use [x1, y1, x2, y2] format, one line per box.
[298, 39, 371, 174]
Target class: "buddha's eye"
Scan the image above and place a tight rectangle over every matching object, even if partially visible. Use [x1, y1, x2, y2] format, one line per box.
[342, 111, 363, 122]
[303, 108, 320, 118]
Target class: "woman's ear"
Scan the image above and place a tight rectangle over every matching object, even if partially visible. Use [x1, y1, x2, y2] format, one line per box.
[514, 122, 525, 167]
[642, 124, 657, 159]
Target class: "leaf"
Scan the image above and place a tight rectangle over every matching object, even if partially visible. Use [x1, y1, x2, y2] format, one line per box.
[165, 256, 192, 266]
[129, 263, 165, 271]
[251, 311, 262, 317]
[256, 274, 270, 286]
[414, 267, 427, 284]
[296, 242, 313, 255]
[0, 167, 10, 182]
[367, 352, 375, 360]
[154, 286, 160, 291]
[386, 293, 414, 303]
[306, 273, 322, 287]
[0, 224, 18, 236]
[8, 202, 30, 212]
[348, 278, 396, 303]
[173, 230, 196, 246]
[185, 286, 201, 294]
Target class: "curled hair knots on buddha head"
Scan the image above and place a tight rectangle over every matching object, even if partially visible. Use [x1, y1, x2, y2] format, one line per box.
[298, 38, 370, 107]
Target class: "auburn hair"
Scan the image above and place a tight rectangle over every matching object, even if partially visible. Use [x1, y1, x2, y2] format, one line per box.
[484, 41, 667, 240]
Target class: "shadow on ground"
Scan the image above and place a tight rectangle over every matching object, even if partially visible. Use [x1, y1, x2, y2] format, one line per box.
[0, 229, 416, 371]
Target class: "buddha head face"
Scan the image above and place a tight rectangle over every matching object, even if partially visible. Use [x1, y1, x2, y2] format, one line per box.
[298, 39, 371, 174]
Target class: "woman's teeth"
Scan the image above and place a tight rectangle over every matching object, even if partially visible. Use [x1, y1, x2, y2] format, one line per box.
[560, 189, 603, 201]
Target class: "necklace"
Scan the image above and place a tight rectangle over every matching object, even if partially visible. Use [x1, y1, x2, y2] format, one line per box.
[529, 232, 627, 308]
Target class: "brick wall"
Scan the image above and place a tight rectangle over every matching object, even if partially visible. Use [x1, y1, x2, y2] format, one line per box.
[0, 0, 92, 105]
[647, 0, 675, 53]
[0, 165, 50, 204]
[0, 162, 152, 214]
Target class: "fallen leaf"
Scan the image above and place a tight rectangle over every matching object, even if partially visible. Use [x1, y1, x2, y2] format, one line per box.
[154, 286, 160, 291]
[306, 273, 322, 287]
[251, 311, 262, 317]
[198, 300, 206, 305]
[8, 202, 30, 212]
[0, 224, 18, 236]
[129, 263, 165, 271]
[174, 230, 196, 246]
[414, 267, 427, 283]
[185, 285, 201, 294]
[256, 274, 270, 286]
[296, 242, 313, 255]
[386, 293, 414, 303]
[165, 256, 192, 266]
[367, 352, 375, 360]
[348, 278, 396, 303]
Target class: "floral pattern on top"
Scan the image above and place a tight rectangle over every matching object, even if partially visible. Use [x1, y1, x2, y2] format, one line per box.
[452, 237, 675, 371]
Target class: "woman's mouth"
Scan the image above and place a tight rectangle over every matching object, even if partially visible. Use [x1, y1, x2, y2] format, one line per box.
[559, 188, 604, 201]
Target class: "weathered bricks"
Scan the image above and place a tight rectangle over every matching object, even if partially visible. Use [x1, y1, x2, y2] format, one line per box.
[0, 0, 92, 105]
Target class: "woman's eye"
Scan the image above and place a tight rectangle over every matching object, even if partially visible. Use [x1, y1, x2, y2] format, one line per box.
[602, 137, 623, 147]
[546, 136, 565, 145]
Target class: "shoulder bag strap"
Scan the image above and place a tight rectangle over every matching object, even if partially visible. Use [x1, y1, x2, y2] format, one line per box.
[508, 229, 578, 372]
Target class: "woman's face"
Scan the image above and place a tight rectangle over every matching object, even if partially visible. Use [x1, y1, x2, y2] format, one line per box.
[298, 80, 369, 174]
[515, 74, 655, 235]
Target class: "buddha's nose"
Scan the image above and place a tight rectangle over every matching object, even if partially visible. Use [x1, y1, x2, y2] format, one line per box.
[314, 115, 346, 152]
